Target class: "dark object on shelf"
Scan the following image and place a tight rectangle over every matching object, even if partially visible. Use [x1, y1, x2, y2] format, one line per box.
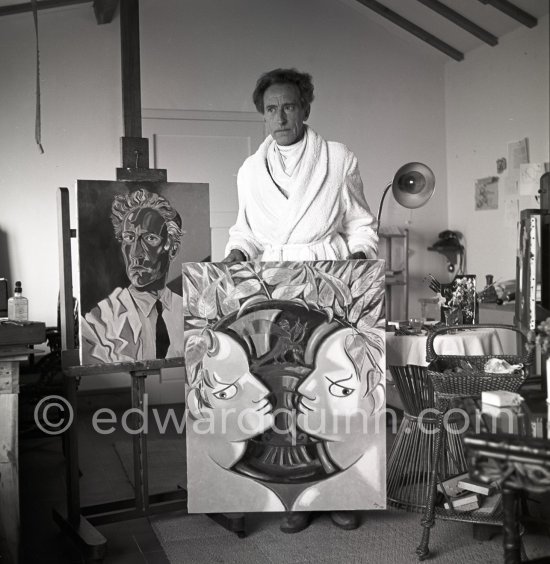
[478, 274, 500, 304]
[0, 277, 7, 317]
[428, 230, 464, 273]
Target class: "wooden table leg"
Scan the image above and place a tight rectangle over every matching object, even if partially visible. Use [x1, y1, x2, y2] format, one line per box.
[502, 487, 521, 564]
[0, 361, 20, 564]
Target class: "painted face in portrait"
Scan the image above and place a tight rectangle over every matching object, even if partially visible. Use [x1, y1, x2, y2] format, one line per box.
[263, 83, 309, 146]
[297, 328, 383, 442]
[185, 331, 274, 443]
[121, 207, 171, 291]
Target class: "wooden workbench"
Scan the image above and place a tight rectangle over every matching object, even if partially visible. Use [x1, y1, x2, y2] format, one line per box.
[0, 359, 20, 564]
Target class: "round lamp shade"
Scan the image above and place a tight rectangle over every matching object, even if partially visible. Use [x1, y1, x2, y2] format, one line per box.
[391, 162, 435, 209]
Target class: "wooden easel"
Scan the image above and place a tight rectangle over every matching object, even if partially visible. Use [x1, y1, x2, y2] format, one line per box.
[52, 1, 244, 561]
[55, 188, 245, 562]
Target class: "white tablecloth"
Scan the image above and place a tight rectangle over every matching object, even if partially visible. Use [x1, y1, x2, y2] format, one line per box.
[386, 328, 504, 367]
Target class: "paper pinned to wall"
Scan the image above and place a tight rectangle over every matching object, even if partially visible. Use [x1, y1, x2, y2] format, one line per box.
[475, 176, 498, 210]
[503, 169, 519, 197]
[508, 138, 529, 170]
[519, 163, 547, 196]
[504, 199, 519, 228]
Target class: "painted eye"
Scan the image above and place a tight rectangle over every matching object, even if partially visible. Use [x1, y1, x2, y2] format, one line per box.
[328, 383, 355, 398]
[213, 384, 238, 400]
[143, 234, 162, 246]
[121, 232, 135, 243]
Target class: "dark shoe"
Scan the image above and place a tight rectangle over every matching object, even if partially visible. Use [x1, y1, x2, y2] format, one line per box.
[330, 511, 360, 530]
[280, 511, 312, 533]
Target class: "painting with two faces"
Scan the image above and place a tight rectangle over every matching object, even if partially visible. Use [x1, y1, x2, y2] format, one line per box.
[183, 260, 386, 513]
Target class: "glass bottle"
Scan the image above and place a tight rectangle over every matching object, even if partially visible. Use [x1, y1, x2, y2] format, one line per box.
[8, 281, 28, 321]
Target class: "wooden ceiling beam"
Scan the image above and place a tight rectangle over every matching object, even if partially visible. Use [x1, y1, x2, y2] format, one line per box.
[93, 0, 118, 24]
[0, 0, 90, 17]
[354, 0, 464, 61]
[478, 0, 537, 28]
[416, 0, 498, 46]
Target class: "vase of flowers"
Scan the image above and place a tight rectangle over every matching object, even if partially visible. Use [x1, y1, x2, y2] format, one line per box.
[426, 274, 478, 325]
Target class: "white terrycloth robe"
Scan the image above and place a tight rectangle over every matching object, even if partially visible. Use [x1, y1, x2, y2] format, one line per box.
[225, 126, 378, 261]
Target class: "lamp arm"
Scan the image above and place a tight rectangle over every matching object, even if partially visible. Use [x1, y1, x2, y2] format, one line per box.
[376, 182, 392, 234]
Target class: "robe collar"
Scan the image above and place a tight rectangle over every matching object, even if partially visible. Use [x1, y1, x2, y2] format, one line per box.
[255, 125, 329, 244]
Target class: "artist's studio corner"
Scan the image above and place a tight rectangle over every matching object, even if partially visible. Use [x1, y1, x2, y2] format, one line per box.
[1, 1, 550, 563]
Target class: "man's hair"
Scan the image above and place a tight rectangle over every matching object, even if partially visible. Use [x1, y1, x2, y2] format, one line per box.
[111, 188, 183, 257]
[252, 68, 314, 114]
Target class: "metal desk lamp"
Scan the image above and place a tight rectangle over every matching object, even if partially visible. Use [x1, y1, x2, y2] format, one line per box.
[376, 162, 436, 232]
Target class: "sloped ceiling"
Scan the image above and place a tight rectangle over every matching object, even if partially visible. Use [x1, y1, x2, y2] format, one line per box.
[0, 0, 548, 60]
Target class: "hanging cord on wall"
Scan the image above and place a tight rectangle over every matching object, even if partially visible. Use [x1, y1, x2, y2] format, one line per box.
[31, 0, 44, 154]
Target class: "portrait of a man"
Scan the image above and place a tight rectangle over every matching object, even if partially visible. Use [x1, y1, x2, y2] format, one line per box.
[77, 180, 211, 365]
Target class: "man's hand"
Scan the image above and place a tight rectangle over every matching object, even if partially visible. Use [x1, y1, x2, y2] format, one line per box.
[347, 251, 367, 260]
[222, 249, 247, 263]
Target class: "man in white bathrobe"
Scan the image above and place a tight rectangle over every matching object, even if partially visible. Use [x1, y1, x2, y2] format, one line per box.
[224, 68, 378, 264]
[223, 68, 379, 533]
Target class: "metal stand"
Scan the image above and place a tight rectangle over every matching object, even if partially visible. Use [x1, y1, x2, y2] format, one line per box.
[53, 188, 245, 563]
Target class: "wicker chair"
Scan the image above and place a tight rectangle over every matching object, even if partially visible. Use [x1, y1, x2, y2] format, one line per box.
[416, 323, 533, 560]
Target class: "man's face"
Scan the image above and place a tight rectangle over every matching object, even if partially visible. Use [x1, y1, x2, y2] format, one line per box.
[263, 83, 308, 146]
[121, 207, 171, 290]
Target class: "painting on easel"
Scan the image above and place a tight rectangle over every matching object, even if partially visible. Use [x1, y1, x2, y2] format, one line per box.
[77, 180, 210, 365]
[182, 260, 386, 513]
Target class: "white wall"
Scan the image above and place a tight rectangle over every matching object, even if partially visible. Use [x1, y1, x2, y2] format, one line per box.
[0, 5, 121, 325]
[0, 0, 449, 330]
[445, 15, 550, 286]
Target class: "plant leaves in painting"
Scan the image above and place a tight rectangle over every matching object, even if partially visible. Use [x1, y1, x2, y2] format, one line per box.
[182, 274, 201, 317]
[272, 283, 307, 301]
[197, 276, 224, 319]
[348, 294, 367, 324]
[316, 269, 352, 307]
[350, 261, 384, 298]
[361, 327, 386, 374]
[261, 267, 298, 286]
[304, 267, 319, 304]
[236, 294, 269, 319]
[318, 281, 335, 307]
[217, 275, 240, 316]
[185, 318, 208, 328]
[334, 299, 345, 318]
[363, 327, 385, 356]
[226, 279, 262, 301]
[231, 270, 256, 279]
[357, 299, 384, 333]
[323, 306, 334, 323]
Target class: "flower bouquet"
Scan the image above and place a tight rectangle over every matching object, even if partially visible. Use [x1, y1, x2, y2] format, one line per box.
[426, 274, 478, 325]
